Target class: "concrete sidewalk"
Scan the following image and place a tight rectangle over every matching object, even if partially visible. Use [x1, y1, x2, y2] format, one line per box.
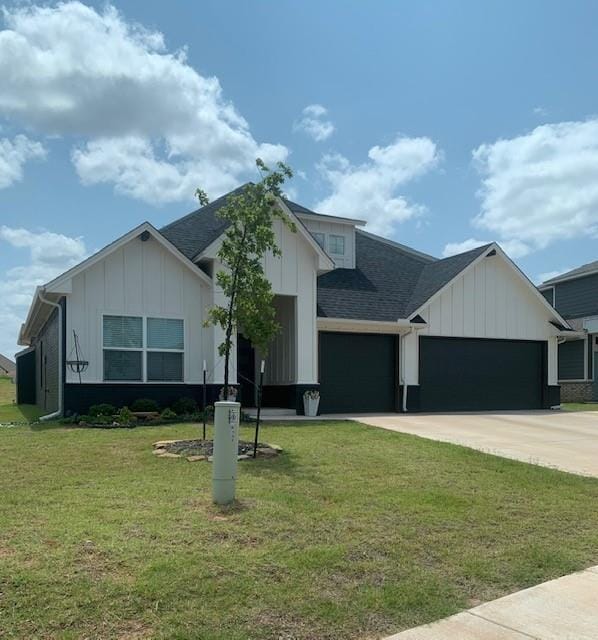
[386, 566, 598, 639]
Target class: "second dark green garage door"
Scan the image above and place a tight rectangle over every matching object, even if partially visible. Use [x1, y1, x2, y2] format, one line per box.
[319, 332, 397, 413]
[419, 336, 544, 411]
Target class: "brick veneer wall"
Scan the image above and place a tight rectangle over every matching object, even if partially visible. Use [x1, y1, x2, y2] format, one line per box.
[559, 381, 593, 403]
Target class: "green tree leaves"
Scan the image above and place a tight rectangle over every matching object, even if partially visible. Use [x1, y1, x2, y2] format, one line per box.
[200, 159, 296, 389]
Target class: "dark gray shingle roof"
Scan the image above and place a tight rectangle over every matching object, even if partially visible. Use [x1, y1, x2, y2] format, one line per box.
[403, 244, 493, 317]
[541, 260, 598, 286]
[317, 232, 491, 321]
[160, 185, 249, 259]
[161, 185, 494, 321]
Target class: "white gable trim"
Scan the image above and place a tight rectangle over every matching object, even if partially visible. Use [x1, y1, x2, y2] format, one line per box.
[408, 243, 571, 330]
[45, 222, 212, 294]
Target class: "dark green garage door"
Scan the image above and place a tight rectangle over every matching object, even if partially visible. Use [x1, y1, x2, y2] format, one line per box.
[419, 337, 544, 411]
[319, 332, 397, 413]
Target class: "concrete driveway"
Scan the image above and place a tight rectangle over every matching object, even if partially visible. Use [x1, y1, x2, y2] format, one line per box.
[355, 410, 598, 477]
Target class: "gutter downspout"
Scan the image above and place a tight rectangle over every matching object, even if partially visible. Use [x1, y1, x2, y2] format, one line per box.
[401, 324, 427, 412]
[401, 329, 412, 413]
[37, 289, 63, 421]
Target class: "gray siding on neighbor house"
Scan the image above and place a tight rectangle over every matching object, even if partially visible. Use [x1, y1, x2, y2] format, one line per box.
[553, 273, 598, 319]
[558, 339, 586, 381]
[35, 307, 59, 412]
[541, 288, 554, 305]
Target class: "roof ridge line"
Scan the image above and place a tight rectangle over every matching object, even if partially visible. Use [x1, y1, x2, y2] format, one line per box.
[356, 229, 437, 263]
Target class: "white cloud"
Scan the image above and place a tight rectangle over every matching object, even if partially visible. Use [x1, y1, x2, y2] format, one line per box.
[537, 267, 571, 284]
[0, 226, 87, 358]
[0, 135, 46, 189]
[442, 238, 491, 257]
[442, 237, 530, 259]
[0, 2, 287, 202]
[533, 106, 548, 117]
[315, 136, 440, 235]
[472, 119, 598, 254]
[294, 104, 335, 142]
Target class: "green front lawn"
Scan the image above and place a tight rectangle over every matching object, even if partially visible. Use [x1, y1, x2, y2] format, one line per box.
[562, 402, 598, 412]
[2, 421, 598, 640]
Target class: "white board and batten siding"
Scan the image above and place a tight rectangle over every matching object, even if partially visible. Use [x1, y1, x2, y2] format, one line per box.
[265, 217, 319, 384]
[402, 255, 560, 386]
[300, 218, 355, 269]
[65, 235, 207, 384]
[207, 217, 320, 386]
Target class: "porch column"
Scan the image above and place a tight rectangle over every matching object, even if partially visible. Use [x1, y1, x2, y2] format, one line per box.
[296, 272, 318, 384]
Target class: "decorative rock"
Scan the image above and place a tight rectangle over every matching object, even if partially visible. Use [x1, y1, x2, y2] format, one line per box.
[152, 440, 179, 448]
[152, 439, 281, 461]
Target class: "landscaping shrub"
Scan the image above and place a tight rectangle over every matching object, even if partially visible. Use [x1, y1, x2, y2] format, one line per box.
[130, 398, 159, 412]
[172, 396, 197, 415]
[160, 408, 177, 420]
[117, 406, 137, 425]
[89, 403, 116, 417]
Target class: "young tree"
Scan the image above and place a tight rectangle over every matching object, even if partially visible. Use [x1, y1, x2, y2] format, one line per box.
[200, 159, 296, 395]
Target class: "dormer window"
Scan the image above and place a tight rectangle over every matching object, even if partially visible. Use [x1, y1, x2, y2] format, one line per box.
[329, 234, 345, 255]
[313, 232, 326, 250]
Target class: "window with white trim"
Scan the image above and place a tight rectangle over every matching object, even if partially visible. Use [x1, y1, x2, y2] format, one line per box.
[329, 234, 345, 255]
[147, 317, 184, 381]
[102, 315, 184, 382]
[312, 232, 325, 250]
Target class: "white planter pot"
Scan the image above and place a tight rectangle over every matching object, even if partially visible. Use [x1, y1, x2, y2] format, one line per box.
[303, 396, 320, 417]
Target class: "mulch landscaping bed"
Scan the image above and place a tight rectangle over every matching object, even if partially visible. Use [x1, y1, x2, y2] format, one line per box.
[152, 438, 282, 461]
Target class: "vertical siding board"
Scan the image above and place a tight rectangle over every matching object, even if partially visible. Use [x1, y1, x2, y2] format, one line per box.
[440, 290, 452, 335]
[485, 258, 497, 337]
[462, 269, 475, 335]
[474, 262, 485, 336]
[124, 240, 143, 312]
[105, 248, 125, 311]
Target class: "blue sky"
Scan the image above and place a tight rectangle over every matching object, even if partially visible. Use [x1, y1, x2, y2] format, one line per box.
[1, 0, 598, 356]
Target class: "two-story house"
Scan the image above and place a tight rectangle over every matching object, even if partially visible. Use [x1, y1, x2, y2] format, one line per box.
[15, 185, 568, 418]
[539, 262, 598, 402]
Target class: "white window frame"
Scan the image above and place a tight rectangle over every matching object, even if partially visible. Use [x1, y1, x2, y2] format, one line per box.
[101, 313, 185, 384]
[146, 316, 185, 382]
[328, 234, 345, 256]
[312, 232, 326, 250]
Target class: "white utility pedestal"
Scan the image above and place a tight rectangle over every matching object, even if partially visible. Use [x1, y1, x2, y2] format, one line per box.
[212, 401, 240, 504]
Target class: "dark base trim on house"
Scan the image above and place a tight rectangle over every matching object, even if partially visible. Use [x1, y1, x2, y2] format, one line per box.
[261, 384, 320, 415]
[543, 384, 561, 408]
[63, 383, 228, 415]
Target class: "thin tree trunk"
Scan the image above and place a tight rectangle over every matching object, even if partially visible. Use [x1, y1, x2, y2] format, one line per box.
[222, 225, 248, 396]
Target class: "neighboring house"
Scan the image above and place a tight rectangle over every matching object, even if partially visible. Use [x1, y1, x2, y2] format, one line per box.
[16, 185, 568, 417]
[0, 354, 16, 379]
[539, 262, 598, 402]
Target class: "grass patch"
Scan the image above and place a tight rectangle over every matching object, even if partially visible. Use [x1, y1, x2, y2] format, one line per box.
[0, 403, 43, 424]
[1, 421, 598, 639]
[0, 376, 44, 424]
[562, 402, 598, 412]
